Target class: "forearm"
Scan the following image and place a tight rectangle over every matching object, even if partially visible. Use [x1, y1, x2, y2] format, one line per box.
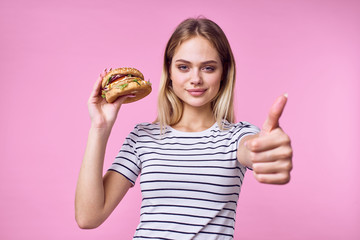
[75, 126, 112, 228]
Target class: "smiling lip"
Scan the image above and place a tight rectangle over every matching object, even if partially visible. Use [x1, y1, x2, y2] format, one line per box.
[187, 88, 207, 96]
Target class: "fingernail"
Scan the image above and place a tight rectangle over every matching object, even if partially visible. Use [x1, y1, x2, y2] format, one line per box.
[284, 93, 288, 98]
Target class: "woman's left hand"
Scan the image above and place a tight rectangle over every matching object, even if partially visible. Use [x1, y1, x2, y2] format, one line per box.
[243, 94, 293, 184]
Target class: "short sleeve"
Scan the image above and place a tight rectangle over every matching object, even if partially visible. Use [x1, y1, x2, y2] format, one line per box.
[233, 121, 260, 170]
[233, 121, 260, 147]
[108, 125, 141, 186]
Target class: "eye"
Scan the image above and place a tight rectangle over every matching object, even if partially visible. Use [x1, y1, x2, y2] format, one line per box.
[202, 66, 215, 72]
[177, 65, 189, 71]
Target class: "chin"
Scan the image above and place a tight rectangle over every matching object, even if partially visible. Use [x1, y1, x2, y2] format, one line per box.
[182, 99, 213, 109]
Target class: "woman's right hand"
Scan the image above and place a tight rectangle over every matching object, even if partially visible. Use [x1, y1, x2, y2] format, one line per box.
[88, 69, 133, 129]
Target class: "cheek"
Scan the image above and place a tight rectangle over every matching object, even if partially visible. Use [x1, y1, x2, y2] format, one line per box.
[170, 71, 187, 88]
[169, 74, 183, 96]
[209, 75, 222, 90]
[171, 81, 185, 98]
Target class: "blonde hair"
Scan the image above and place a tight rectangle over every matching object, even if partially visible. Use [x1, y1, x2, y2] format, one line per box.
[156, 17, 236, 131]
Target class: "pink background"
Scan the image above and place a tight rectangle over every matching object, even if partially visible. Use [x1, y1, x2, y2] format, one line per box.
[0, 0, 359, 239]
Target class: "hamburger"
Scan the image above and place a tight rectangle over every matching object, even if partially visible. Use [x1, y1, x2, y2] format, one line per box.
[101, 67, 152, 103]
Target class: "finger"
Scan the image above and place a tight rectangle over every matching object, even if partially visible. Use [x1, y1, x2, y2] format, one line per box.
[89, 75, 103, 99]
[253, 172, 291, 185]
[249, 144, 293, 163]
[252, 160, 293, 174]
[262, 93, 288, 133]
[246, 129, 291, 152]
[101, 68, 109, 77]
[112, 94, 136, 106]
[89, 69, 109, 99]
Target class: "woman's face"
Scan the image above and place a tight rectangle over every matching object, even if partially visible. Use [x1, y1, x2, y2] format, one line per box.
[169, 36, 223, 110]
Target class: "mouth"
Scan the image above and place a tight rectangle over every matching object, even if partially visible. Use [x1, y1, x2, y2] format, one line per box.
[187, 88, 207, 96]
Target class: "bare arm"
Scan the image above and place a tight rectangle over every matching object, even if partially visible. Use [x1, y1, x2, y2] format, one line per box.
[75, 71, 134, 228]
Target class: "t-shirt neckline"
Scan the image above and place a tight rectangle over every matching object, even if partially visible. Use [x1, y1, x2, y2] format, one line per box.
[167, 122, 218, 136]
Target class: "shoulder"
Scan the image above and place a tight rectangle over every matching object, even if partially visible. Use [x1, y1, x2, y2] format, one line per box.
[222, 121, 260, 132]
[132, 122, 162, 136]
[124, 122, 161, 145]
[234, 121, 260, 131]
[219, 121, 260, 140]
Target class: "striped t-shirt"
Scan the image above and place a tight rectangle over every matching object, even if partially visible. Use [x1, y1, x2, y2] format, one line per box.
[109, 121, 259, 240]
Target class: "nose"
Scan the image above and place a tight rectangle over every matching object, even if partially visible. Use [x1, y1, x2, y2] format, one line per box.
[190, 70, 203, 85]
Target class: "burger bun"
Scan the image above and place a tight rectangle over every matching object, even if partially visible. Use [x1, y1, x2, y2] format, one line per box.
[104, 79, 152, 104]
[102, 67, 151, 104]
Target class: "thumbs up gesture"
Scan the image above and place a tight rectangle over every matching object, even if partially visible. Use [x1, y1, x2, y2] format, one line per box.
[239, 94, 293, 184]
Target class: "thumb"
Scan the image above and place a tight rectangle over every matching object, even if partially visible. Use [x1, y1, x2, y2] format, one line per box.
[112, 94, 136, 107]
[262, 93, 288, 133]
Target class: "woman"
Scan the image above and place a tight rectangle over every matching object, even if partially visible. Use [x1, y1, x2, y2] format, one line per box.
[75, 17, 293, 239]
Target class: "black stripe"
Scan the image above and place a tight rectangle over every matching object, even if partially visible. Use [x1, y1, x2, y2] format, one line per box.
[215, 215, 235, 220]
[199, 230, 233, 237]
[141, 188, 239, 196]
[140, 179, 241, 188]
[124, 136, 136, 144]
[140, 211, 213, 220]
[239, 166, 245, 176]
[135, 228, 233, 237]
[137, 138, 232, 146]
[116, 149, 137, 157]
[208, 222, 234, 229]
[141, 171, 241, 179]
[141, 205, 236, 215]
[142, 157, 238, 163]
[107, 169, 135, 185]
[142, 196, 237, 204]
[135, 121, 254, 132]
[134, 131, 256, 147]
[112, 162, 139, 177]
[136, 123, 254, 139]
[138, 128, 172, 135]
[136, 227, 196, 235]
[122, 143, 138, 157]
[140, 220, 204, 227]
[133, 236, 172, 240]
[141, 204, 236, 213]
[136, 143, 237, 152]
[139, 220, 235, 230]
[142, 164, 241, 171]
[134, 131, 240, 141]
[138, 148, 237, 157]
[113, 156, 141, 171]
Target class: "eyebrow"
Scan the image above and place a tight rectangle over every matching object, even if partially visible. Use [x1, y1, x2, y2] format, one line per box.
[174, 59, 219, 65]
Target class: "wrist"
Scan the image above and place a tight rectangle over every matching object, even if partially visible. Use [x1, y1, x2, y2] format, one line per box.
[90, 117, 115, 130]
[89, 124, 113, 139]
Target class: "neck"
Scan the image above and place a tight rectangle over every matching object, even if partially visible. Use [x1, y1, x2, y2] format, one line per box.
[172, 103, 215, 132]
